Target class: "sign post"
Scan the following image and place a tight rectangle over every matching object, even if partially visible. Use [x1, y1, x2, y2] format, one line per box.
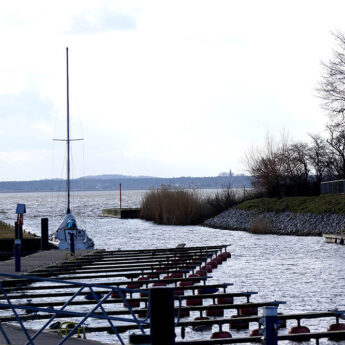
[15, 204, 26, 272]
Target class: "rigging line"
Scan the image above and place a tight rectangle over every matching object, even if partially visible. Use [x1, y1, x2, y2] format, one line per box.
[82, 139, 86, 193]
[70, 145, 75, 211]
[70, 145, 81, 216]
[56, 147, 67, 216]
[51, 137, 55, 201]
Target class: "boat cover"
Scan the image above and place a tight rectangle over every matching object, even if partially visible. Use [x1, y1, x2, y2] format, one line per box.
[57, 213, 78, 231]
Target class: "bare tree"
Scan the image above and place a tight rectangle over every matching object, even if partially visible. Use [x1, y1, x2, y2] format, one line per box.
[244, 135, 284, 196]
[325, 125, 345, 178]
[307, 133, 329, 183]
[289, 142, 310, 181]
[318, 32, 345, 128]
[245, 134, 312, 197]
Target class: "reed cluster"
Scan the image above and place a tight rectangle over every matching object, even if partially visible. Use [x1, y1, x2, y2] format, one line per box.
[0, 221, 15, 239]
[140, 185, 245, 225]
[140, 186, 206, 225]
[249, 217, 273, 234]
[0, 220, 35, 239]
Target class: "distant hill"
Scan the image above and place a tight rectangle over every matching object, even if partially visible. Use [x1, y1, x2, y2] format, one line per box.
[0, 174, 252, 193]
[80, 174, 154, 180]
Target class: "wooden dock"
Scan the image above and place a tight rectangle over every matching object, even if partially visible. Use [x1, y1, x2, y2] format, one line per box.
[0, 244, 345, 344]
[323, 233, 345, 244]
[0, 249, 99, 280]
[0, 323, 106, 345]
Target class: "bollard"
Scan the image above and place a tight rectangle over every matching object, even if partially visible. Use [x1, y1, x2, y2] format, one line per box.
[41, 218, 49, 250]
[150, 287, 175, 345]
[14, 221, 21, 272]
[14, 204, 25, 273]
[69, 233, 75, 254]
[263, 306, 278, 345]
[15, 220, 23, 240]
[120, 183, 122, 209]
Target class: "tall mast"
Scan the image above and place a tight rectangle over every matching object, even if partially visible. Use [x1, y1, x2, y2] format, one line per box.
[66, 47, 71, 213]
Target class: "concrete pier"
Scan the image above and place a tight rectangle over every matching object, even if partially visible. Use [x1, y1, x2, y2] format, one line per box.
[323, 234, 345, 244]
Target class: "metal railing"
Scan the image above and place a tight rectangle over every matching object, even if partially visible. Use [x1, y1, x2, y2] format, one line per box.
[0, 272, 151, 345]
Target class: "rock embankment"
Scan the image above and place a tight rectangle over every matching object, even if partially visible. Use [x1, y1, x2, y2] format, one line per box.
[204, 208, 345, 236]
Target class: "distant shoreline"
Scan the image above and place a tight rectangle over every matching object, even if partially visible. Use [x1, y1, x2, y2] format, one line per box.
[0, 187, 226, 194]
[0, 175, 252, 193]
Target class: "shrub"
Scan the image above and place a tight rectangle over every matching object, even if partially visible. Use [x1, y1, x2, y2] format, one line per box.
[249, 217, 273, 234]
[140, 185, 255, 225]
[140, 185, 210, 225]
[0, 221, 35, 239]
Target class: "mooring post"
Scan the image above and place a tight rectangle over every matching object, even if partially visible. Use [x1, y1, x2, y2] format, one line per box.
[120, 183, 122, 209]
[263, 305, 278, 345]
[150, 287, 175, 345]
[69, 233, 75, 254]
[14, 221, 21, 272]
[14, 203, 25, 272]
[41, 218, 49, 251]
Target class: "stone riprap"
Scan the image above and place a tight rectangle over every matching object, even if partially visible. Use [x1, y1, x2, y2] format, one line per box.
[204, 208, 345, 236]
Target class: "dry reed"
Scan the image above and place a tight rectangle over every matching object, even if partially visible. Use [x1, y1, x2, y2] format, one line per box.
[140, 186, 214, 225]
[249, 217, 273, 234]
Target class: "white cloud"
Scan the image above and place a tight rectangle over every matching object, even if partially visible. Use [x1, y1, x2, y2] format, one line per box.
[0, 0, 344, 180]
[69, 9, 136, 34]
[0, 150, 42, 165]
[31, 122, 54, 135]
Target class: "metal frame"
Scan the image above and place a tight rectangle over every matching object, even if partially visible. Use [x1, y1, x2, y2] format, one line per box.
[0, 272, 151, 345]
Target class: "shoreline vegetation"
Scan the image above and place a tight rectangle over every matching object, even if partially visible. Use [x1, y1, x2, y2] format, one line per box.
[206, 194, 345, 236]
[140, 185, 255, 225]
[0, 221, 35, 239]
[140, 186, 345, 236]
[235, 194, 345, 214]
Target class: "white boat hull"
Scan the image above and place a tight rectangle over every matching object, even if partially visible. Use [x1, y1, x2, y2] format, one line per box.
[51, 213, 95, 250]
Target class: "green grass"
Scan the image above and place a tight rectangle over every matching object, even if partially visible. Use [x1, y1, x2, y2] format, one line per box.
[235, 194, 345, 214]
[0, 221, 35, 239]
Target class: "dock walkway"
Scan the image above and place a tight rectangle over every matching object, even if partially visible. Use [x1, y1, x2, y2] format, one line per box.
[0, 249, 99, 281]
[0, 324, 106, 345]
[0, 248, 113, 344]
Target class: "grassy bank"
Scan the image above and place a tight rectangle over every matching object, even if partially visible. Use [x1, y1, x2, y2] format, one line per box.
[236, 194, 345, 214]
[0, 221, 35, 239]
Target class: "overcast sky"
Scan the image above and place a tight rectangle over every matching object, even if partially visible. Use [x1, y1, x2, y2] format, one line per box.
[0, 0, 344, 181]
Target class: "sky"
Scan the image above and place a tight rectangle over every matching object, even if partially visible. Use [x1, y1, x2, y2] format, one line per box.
[0, 0, 344, 181]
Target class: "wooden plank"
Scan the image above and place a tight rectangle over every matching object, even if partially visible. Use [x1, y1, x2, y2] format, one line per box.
[0, 292, 256, 308]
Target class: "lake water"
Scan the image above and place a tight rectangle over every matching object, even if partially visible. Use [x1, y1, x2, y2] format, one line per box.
[0, 190, 345, 344]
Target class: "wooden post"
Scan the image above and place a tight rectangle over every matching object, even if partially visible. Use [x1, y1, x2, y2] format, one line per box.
[41, 218, 49, 251]
[69, 233, 75, 254]
[150, 287, 175, 345]
[263, 306, 278, 345]
[120, 183, 122, 209]
[14, 221, 21, 272]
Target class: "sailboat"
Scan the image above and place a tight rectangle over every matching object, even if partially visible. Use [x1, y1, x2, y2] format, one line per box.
[50, 48, 95, 250]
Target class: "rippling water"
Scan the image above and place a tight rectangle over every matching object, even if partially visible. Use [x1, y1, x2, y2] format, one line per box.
[0, 190, 345, 344]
